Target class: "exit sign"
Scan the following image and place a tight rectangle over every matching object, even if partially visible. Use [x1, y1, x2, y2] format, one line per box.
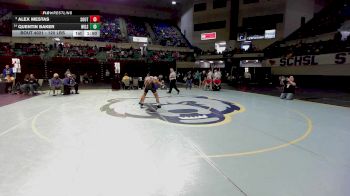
[201, 32, 217, 40]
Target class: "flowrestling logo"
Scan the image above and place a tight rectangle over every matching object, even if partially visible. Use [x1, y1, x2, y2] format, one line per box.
[100, 96, 243, 126]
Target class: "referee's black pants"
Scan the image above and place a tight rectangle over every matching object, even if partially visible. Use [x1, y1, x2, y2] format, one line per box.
[168, 79, 179, 93]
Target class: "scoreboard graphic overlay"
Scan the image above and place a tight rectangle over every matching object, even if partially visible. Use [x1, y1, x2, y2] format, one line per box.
[12, 10, 101, 37]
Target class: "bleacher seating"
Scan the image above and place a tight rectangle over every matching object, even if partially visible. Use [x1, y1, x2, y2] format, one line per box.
[151, 22, 188, 47]
[126, 18, 150, 38]
[98, 15, 125, 42]
[265, 0, 350, 58]
[286, 1, 350, 41]
[0, 42, 14, 56]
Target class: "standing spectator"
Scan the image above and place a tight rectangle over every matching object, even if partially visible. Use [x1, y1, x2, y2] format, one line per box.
[194, 70, 201, 87]
[244, 70, 252, 86]
[280, 76, 296, 100]
[213, 70, 222, 91]
[105, 69, 110, 81]
[214, 69, 222, 80]
[64, 69, 71, 77]
[200, 70, 206, 88]
[186, 71, 193, 90]
[50, 73, 62, 96]
[71, 74, 79, 94]
[167, 68, 180, 94]
[205, 70, 213, 90]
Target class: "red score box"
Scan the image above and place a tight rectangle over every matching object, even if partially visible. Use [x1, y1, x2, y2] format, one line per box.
[90, 15, 100, 23]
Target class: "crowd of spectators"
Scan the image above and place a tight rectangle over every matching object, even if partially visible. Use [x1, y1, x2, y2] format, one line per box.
[0, 43, 50, 56]
[264, 0, 350, 58]
[126, 18, 150, 37]
[14, 43, 49, 56]
[0, 7, 11, 36]
[0, 7, 191, 48]
[0, 18, 11, 36]
[265, 32, 350, 58]
[0, 42, 13, 56]
[287, 1, 349, 41]
[97, 15, 125, 42]
[56, 43, 98, 58]
[151, 22, 188, 47]
[104, 45, 193, 62]
[106, 46, 142, 60]
[195, 45, 262, 57]
[0, 42, 194, 62]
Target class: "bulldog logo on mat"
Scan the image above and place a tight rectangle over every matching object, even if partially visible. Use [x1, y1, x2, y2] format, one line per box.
[101, 96, 242, 126]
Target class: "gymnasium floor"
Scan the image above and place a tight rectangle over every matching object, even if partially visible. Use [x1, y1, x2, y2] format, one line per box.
[0, 89, 349, 196]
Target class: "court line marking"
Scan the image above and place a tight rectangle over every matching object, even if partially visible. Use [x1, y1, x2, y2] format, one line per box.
[31, 102, 102, 144]
[31, 107, 53, 143]
[199, 109, 313, 158]
[0, 107, 55, 138]
[0, 117, 33, 138]
[158, 107, 249, 195]
[185, 137, 248, 196]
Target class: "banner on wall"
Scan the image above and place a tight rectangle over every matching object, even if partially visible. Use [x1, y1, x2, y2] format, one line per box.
[12, 58, 21, 73]
[114, 62, 120, 74]
[264, 52, 350, 67]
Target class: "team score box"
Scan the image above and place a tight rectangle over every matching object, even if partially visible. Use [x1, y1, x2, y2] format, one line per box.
[84, 30, 100, 37]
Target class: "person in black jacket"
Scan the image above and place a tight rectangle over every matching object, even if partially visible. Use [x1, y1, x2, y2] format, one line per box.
[28, 74, 39, 95]
[20, 74, 30, 94]
[280, 76, 296, 100]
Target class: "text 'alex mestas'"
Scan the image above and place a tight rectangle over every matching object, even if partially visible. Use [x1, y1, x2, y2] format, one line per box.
[17, 17, 50, 22]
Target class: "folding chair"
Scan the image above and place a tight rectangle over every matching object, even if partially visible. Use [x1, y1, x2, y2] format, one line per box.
[35, 79, 44, 94]
[132, 77, 139, 89]
[48, 79, 53, 95]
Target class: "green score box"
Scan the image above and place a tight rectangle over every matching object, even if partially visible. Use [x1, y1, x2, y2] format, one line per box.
[89, 23, 101, 30]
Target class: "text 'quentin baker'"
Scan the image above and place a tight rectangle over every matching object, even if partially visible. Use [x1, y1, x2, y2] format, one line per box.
[17, 24, 55, 29]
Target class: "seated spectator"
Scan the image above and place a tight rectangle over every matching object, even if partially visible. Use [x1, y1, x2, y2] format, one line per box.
[3, 64, 14, 93]
[213, 70, 222, 91]
[20, 74, 30, 94]
[121, 73, 130, 89]
[50, 73, 62, 96]
[28, 74, 39, 95]
[280, 76, 296, 100]
[82, 72, 89, 84]
[63, 74, 79, 95]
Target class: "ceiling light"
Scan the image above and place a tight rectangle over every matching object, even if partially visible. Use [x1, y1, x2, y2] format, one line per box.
[172, 1, 177, 5]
